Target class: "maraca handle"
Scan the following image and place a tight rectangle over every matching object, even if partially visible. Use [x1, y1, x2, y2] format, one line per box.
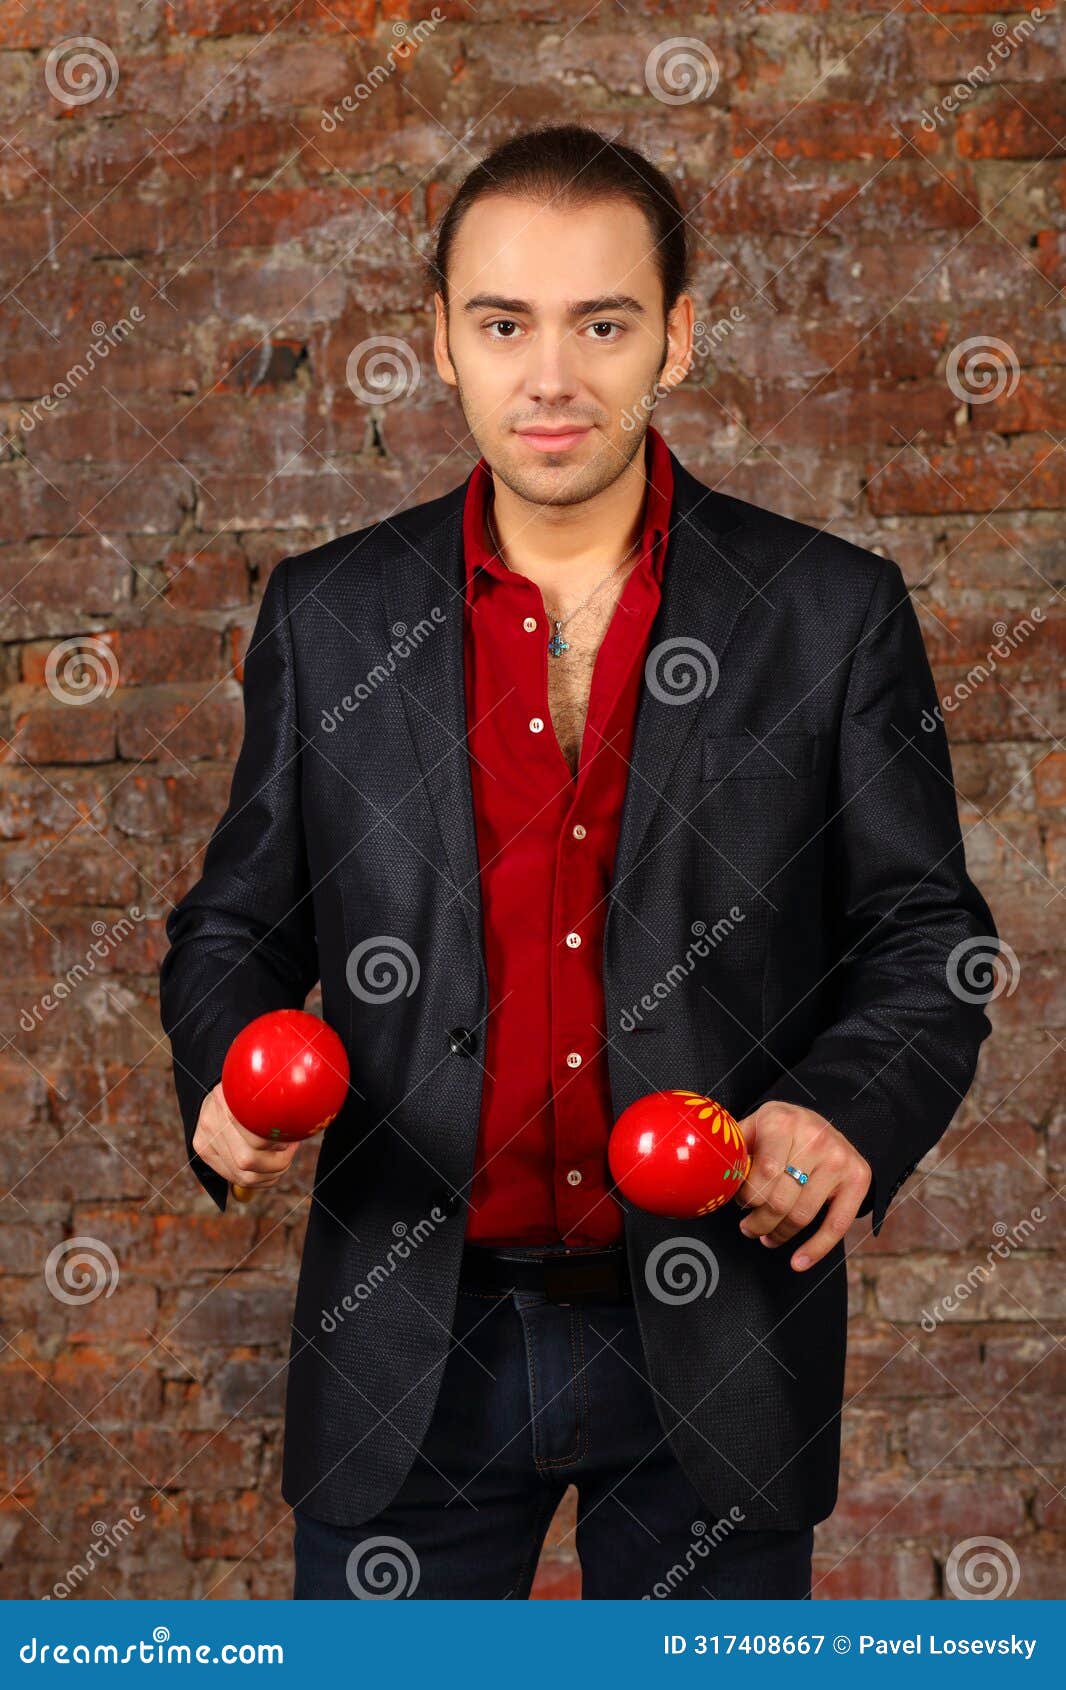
[230, 1182, 255, 1203]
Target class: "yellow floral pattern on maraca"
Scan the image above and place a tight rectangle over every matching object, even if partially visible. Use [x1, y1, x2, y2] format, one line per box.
[669, 1090, 752, 1215]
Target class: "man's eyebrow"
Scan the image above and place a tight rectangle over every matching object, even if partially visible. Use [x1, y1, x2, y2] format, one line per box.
[462, 293, 647, 317]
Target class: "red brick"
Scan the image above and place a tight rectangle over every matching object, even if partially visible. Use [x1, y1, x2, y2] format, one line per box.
[0, 0, 117, 50]
[3, 703, 117, 766]
[818, 1478, 1026, 1546]
[970, 367, 1066, 436]
[867, 439, 1062, 515]
[699, 160, 981, 238]
[813, 1547, 937, 1599]
[731, 99, 940, 164]
[163, 0, 376, 39]
[114, 689, 242, 763]
[906, 1399, 1066, 1469]
[939, 519, 1063, 589]
[957, 92, 1066, 159]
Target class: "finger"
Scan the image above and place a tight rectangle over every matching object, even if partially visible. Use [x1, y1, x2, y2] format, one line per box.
[790, 1176, 867, 1270]
[231, 1167, 288, 1191]
[759, 1169, 836, 1246]
[736, 1107, 795, 1208]
[227, 1138, 301, 1180]
[196, 1113, 294, 1165]
[738, 1166, 806, 1239]
[231, 1124, 300, 1158]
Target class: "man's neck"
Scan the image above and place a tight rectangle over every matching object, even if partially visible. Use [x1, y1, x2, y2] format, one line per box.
[485, 451, 649, 601]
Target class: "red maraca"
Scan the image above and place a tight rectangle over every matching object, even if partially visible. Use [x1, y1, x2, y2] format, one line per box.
[608, 1088, 751, 1217]
[221, 1008, 349, 1202]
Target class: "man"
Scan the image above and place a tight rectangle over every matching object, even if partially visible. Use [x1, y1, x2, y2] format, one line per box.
[159, 125, 999, 1599]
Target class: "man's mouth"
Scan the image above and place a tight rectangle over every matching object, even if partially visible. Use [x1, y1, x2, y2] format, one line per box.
[515, 425, 593, 453]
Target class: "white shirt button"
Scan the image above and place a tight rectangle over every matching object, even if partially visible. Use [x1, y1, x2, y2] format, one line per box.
[565, 1051, 582, 1068]
[523, 616, 538, 632]
[566, 1169, 582, 1186]
[572, 824, 587, 840]
[565, 932, 581, 949]
[529, 717, 544, 733]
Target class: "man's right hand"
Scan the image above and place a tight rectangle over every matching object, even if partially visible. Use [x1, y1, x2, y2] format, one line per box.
[192, 1081, 301, 1193]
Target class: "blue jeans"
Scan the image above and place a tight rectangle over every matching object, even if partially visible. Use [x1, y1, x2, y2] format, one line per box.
[292, 1269, 813, 1599]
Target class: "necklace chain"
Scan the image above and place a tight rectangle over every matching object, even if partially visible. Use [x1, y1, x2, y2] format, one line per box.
[484, 503, 642, 658]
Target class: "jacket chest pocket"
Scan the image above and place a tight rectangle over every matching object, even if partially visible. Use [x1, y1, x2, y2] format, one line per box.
[702, 731, 821, 781]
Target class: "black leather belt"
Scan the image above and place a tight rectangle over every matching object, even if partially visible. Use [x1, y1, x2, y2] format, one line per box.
[459, 1243, 632, 1304]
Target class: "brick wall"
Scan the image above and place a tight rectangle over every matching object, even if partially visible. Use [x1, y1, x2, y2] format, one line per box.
[0, 2, 1062, 1600]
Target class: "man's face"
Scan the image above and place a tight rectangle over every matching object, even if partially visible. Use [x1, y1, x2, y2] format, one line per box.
[433, 192, 691, 508]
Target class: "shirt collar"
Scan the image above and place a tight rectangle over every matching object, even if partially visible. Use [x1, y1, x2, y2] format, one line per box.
[463, 423, 674, 595]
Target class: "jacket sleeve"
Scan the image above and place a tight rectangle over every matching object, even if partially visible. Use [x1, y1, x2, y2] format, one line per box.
[158, 558, 319, 1213]
[745, 558, 1000, 1235]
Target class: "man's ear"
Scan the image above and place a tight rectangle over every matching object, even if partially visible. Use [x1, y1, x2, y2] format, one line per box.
[433, 292, 457, 388]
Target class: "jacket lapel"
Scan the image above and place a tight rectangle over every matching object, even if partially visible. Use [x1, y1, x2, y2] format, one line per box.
[383, 489, 487, 971]
[606, 453, 756, 943]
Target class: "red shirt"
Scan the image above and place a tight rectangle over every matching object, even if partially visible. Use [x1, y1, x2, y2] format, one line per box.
[461, 427, 674, 1245]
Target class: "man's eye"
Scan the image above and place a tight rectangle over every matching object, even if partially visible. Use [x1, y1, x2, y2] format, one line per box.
[484, 320, 624, 341]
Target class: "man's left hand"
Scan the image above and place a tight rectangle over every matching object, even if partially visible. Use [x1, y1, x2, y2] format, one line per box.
[732, 1101, 872, 1272]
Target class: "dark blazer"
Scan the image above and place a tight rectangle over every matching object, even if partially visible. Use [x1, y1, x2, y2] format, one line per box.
[159, 444, 999, 1531]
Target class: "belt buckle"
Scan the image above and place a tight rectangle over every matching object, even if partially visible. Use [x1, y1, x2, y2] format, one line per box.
[542, 1254, 618, 1305]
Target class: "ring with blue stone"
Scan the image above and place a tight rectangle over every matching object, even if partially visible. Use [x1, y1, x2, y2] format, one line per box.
[784, 1164, 809, 1186]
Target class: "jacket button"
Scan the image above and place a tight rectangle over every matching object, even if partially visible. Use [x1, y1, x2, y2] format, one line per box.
[447, 1026, 477, 1058]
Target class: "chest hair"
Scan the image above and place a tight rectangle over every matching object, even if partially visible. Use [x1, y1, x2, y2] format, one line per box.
[544, 577, 630, 777]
